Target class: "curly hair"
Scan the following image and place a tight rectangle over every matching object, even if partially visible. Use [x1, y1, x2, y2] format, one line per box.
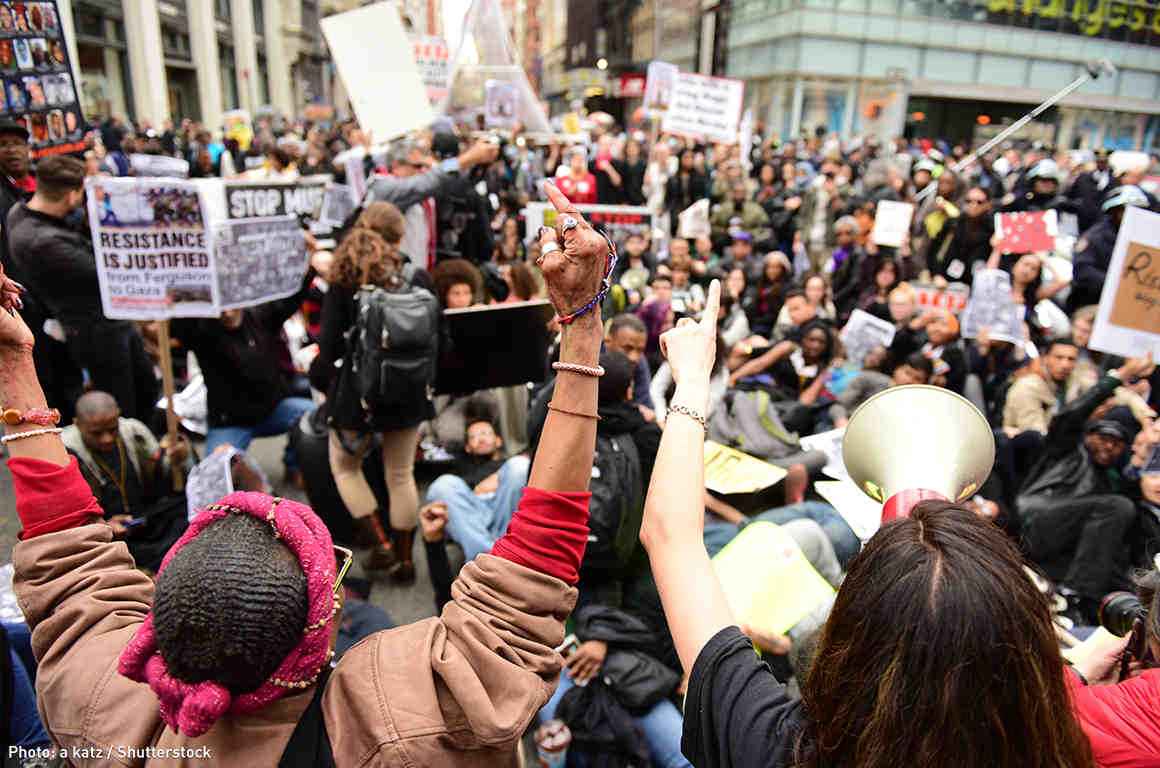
[354, 201, 406, 244]
[153, 514, 308, 694]
[331, 228, 400, 290]
[432, 258, 483, 306]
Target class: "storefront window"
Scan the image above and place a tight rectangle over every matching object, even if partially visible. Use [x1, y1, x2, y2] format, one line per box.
[219, 44, 238, 109]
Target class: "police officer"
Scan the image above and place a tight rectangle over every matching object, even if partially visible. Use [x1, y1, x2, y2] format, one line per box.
[1001, 159, 1077, 216]
[1068, 184, 1149, 313]
[1066, 149, 1112, 232]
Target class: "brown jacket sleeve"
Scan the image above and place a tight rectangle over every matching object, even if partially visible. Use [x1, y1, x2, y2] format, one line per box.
[13, 524, 161, 762]
[322, 554, 576, 767]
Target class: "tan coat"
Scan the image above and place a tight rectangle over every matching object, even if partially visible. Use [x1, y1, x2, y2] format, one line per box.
[1004, 370, 1156, 435]
[14, 524, 575, 767]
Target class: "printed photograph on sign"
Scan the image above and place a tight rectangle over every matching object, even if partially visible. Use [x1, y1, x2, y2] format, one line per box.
[484, 80, 518, 128]
[214, 216, 308, 310]
[643, 61, 678, 114]
[95, 184, 203, 229]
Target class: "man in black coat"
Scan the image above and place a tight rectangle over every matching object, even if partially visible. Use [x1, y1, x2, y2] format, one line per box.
[1066, 149, 1113, 233]
[1069, 184, 1149, 313]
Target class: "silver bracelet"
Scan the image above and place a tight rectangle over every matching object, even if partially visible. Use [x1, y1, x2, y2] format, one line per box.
[1, 427, 62, 443]
[666, 405, 707, 433]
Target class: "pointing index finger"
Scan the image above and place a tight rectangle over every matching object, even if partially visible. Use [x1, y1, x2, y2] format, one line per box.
[543, 180, 585, 223]
[701, 279, 721, 332]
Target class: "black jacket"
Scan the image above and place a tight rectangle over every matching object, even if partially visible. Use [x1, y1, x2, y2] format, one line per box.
[0, 174, 31, 273]
[1018, 374, 1123, 505]
[1067, 169, 1113, 232]
[665, 172, 710, 219]
[171, 277, 310, 428]
[925, 214, 994, 286]
[1070, 217, 1118, 313]
[6, 202, 103, 325]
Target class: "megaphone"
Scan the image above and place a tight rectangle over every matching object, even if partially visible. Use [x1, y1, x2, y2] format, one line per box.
[842, 385, 995, 523]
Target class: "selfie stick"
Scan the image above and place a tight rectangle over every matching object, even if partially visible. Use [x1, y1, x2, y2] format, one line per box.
[914, 59, 1116, 204]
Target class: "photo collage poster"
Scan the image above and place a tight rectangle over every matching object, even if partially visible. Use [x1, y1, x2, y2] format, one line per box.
[0, 1, 83, 157]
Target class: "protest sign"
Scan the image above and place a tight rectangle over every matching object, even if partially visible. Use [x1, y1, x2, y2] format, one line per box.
[321, 2, 433, 141]
[523, 202, 654, 247]
[661, 72, 745, 144]
[960, 268, 1024, 344]
[678, 198, 710, 239]
[815, 479, 882, 541]
[712, 522, 835, 635]
[436, 300, 554, 394]
[0, 0, 85, 158]
[319, 183, 356, 228]
[913, 281, 969, 313]
[870, 201, 914, 248]
[185, 447, 235, 521]
[839, 309, 896, 367]
[484, 79, 518, 128]
[130, 153, 190, 178]
[213, 216, 307, 310]
[994, 210, 1057, 254]
[223, 176, 329, 221]
[799, 427, 848, 482]
[411, 34, 450, 105]
[86, 177, 216, 320]
[643, 61, 678, 114]
[704, 440, 788, 495]
[1090, 206, 1160, 360]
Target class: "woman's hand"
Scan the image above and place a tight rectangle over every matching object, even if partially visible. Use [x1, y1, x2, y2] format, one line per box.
[536, 182, 612, 318]
[660, 280, 721, 392]
[565, 640, 608, 685]
[0, 290, 33, 359]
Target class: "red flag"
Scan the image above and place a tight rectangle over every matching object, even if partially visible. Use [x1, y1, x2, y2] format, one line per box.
[996, 211, 1055, 254]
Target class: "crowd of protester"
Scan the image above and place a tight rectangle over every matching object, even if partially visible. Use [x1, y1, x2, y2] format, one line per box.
[0, 103, 1159, 766]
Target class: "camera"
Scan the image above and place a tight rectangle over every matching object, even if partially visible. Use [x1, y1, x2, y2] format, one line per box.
[1100, 591, 1147, 637]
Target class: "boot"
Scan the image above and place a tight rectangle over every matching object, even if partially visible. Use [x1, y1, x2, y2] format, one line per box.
[352, 514, 398, 575]
[389, 527, 417, 584]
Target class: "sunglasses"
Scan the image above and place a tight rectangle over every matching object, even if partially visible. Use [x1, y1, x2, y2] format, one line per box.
[334, 545, 353, 598]
[965, 198, 989, 205]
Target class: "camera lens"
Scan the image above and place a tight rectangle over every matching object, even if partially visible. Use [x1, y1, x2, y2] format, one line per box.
[1099, 591, 1146, 637]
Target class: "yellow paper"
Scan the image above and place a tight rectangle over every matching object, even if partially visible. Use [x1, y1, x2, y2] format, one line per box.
[704, 441, 788, 495]
[712, 522, 835, 635]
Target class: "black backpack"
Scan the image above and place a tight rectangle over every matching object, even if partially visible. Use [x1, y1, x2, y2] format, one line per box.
[343, 282, 439, 427]
[581, 432, 644, 581]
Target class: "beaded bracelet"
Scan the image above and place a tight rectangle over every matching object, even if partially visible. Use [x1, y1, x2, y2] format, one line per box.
[552, 362, 605, 378]
[666, 405, 707, 433]
[1, 427, 63, 443]
[1, 407, 61, 427]
[555, 231, 619, 326]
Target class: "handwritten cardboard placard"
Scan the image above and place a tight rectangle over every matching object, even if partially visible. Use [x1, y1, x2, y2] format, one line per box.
[1090, 206, 1160, 360]
[661, 72, 744, 144]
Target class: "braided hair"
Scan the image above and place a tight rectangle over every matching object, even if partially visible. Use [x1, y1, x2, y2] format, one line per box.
[152, 513, 308, 694]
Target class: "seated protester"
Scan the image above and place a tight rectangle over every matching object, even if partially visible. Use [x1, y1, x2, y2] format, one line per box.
[612, 231, 657, 288]
[908, 309, 968, 394]
[708, 231, 756, 278]
[964, 327, 1028, 427]
[1003, 338, 1078, 435]
[741, 251, 791, 338]
[828, 352, 933, 428]
[994, 252, 1068, 332]
[424, 418, 531, 561]
[170, 272, 316, 487]
[856, 257, 901, 321]
[884, 281, 921, 367]
[3, 180, 608, 766]
[1017, 354, 1156, 625]
[710, 180, 773, 247]
[925, 185, 993, 286]
[432, 257, 484, 309]
[770, 287, 827, 344]
[635, 274, 676, 376]
[718, 292, 751, 350]
[729, 319, 836, 404]
[669, 253, 706, 315]
[693, 234, 718, 275]
[62, 391, 194, 572]
[666, 237, 708, 281]
[825, 215, 868, 322]
[774, 273, 836, 333]
[606, 313, 656, 413]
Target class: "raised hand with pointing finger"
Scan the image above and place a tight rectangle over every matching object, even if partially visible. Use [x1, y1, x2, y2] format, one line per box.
[659, 279, 721, 416]
[536, 182, 616, 326]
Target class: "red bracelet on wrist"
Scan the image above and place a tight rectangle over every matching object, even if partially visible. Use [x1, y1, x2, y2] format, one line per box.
[2, 407, 61, 427]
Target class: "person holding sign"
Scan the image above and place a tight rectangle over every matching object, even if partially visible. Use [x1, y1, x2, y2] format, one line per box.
[0, 178, 614, 764]
[1069, 185, 1150, 313]
[637, 279, 1098, 768]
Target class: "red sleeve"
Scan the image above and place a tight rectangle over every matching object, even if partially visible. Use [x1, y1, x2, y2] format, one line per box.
[8, 456, 104, 540]
[490, 487, 590, 585]
[1071, 669, 1160, 768]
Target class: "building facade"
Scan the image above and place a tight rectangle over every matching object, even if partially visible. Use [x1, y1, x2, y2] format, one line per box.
[66, 0, 328, 129]
[726, 0, 1160, 150]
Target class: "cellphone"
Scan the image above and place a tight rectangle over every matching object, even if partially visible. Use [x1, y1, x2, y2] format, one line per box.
[555, 633, 580, 657]
[122, 516, 147, 529]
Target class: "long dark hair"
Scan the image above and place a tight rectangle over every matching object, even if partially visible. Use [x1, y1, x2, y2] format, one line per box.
[797, 501, 1095, 768]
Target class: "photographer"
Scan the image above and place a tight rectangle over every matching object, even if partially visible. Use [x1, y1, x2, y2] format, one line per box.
[1070, 569, 1160, 766]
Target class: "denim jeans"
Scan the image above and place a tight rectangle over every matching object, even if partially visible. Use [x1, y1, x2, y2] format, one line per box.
[539, 666, 692, 768]
[3, 622, 49, 747]
[425, 455, 530, 561]
[205, 397, 315, 472]
[754, 501, 861, 567]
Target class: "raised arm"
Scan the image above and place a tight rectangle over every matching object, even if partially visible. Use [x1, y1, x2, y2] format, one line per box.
[639, 280, 736, 672]
[729, 339, 795, 386]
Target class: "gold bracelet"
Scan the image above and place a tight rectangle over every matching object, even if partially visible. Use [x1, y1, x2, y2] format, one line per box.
[1, 427, 62, 444]
[548, 403, 601, 420]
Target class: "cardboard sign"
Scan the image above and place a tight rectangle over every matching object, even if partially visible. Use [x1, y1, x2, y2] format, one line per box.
[643, 61, 678, 114]
[130, 153, 190, 178]
[411, 34, 450, 106]
[704, 440, 788, 495]
[1090, 206, 1160, 359]
[994, 210, 1058, 255]
[960, 269, 1024, 344]
[712, 522, 835, 636]
[661, 72, 744, 144]
[523, 202, 654, 247]
[0, 0, 86, 159]
[223, 176, 329, 221]
[840, 309, 896, 367]
[871, 201, 914, 249]
[321, 2, 433, 142]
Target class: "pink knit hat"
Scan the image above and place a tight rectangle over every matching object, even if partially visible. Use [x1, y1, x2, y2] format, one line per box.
[118, 492, 338, 737]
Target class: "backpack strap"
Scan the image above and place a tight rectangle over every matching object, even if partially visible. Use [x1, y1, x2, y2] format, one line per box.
[277, 665, 335, 768]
